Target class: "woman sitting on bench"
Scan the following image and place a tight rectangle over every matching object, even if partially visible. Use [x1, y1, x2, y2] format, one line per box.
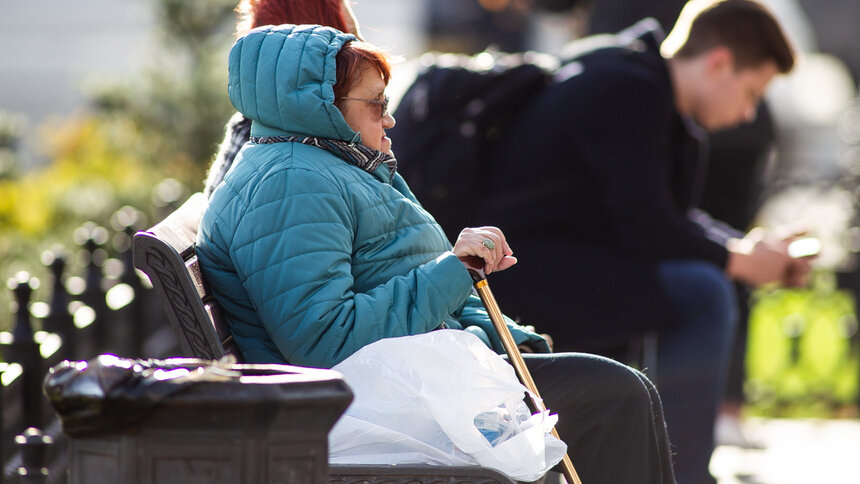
[196, 24, 676, 483]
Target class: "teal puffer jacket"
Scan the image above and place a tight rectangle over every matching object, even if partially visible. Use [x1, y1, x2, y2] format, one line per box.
[196, 25, 549, 368]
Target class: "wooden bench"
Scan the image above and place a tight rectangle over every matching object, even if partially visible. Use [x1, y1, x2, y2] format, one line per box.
[133, 192, 521, 484]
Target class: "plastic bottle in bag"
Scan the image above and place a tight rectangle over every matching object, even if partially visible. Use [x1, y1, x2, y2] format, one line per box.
[473, 403, 530, 447]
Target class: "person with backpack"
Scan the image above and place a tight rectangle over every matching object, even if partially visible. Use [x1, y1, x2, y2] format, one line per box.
[587, 0, 787, 450]
[393, 1, 810, 483]
[198, 24, 678, 483]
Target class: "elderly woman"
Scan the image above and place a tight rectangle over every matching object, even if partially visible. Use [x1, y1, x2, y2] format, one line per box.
[197, 25, 676, 483]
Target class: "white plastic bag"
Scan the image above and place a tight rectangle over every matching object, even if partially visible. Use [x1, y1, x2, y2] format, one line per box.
[328, 330, 567, 482]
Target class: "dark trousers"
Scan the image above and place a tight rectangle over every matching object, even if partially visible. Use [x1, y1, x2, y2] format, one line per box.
[518, 353, 676, 484]
[724, 283, 752, 404]
[655, 260, 738, 484]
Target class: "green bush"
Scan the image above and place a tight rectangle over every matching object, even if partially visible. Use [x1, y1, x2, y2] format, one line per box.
[0, 113, 192, 326]
[0, 0, 237, 331]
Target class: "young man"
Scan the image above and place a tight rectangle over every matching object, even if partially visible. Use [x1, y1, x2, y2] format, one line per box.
[466, 1, 809, 482]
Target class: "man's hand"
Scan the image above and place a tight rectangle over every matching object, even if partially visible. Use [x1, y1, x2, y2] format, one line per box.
[726, 228, 817, 288]
[726, 234, 788, 286]
[782, 237, 819, 287]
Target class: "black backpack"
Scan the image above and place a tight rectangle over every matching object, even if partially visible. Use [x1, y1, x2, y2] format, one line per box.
[391, 50, 558, 243]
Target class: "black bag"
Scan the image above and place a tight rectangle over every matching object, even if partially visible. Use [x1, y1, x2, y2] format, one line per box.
[391, 50, 557, 243]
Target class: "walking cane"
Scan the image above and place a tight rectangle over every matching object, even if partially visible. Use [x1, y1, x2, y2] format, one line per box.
[460, 256, 583, 484]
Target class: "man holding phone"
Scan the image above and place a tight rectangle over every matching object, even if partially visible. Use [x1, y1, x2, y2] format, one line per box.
[468, 1, 814, 482]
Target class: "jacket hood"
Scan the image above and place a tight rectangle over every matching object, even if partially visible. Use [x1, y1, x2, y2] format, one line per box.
[228, 24, 358, 141]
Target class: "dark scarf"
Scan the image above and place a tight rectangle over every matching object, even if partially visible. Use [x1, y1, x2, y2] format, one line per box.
[250, 135, 397, 179]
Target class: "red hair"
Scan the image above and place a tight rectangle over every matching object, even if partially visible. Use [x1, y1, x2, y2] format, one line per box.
[235, 0, 350, 37]
[333, 41, 393, 107]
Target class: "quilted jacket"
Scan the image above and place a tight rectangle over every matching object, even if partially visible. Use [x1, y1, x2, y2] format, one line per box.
[196, 25, 549, 368]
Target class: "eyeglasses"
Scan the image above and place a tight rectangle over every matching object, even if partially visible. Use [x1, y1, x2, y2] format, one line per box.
[341, 95, 390, 119]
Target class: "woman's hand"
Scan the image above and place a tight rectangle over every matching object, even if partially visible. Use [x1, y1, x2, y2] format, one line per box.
[453, 226, 517, 274]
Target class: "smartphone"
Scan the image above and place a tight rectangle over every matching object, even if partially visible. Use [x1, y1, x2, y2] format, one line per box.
[787, 237, 821, 259]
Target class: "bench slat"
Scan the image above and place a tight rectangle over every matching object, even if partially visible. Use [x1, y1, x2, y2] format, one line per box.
[132, 192, 235, 362]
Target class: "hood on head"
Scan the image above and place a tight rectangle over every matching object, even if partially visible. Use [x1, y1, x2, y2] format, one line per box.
[228, 24, 358, 141]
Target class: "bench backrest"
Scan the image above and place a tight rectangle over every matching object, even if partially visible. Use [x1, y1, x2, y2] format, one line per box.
[133, 192, 243, 361]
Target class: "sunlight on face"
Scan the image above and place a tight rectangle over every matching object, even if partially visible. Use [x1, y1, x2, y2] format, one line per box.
[340, 64, 395, 154]
[697, 60, 779, 131]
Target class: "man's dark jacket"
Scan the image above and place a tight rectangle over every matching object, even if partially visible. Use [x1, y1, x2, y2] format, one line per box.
[474, 20, 732, 352]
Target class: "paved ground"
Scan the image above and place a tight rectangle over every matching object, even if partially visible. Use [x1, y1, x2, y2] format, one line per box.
[711, 418, 860, 483]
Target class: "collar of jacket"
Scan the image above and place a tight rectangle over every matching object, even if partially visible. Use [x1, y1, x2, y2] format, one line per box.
[250, 133, 397, 184]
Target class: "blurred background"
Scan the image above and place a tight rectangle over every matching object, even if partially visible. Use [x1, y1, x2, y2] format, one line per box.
[0, 0, 859, 481]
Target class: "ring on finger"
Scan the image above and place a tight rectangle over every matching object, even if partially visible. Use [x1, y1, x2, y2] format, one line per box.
[482, 238, 495, 250]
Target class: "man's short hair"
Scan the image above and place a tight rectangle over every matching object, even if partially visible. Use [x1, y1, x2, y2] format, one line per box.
[662, 0, 795, 73]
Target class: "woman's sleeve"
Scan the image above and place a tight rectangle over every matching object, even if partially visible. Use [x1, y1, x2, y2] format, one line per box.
[456, 295, 552, 353]
[234, 168, 475, 368]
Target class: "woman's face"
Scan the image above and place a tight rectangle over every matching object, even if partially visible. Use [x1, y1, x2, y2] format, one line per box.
[340, 65, 395, 154]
